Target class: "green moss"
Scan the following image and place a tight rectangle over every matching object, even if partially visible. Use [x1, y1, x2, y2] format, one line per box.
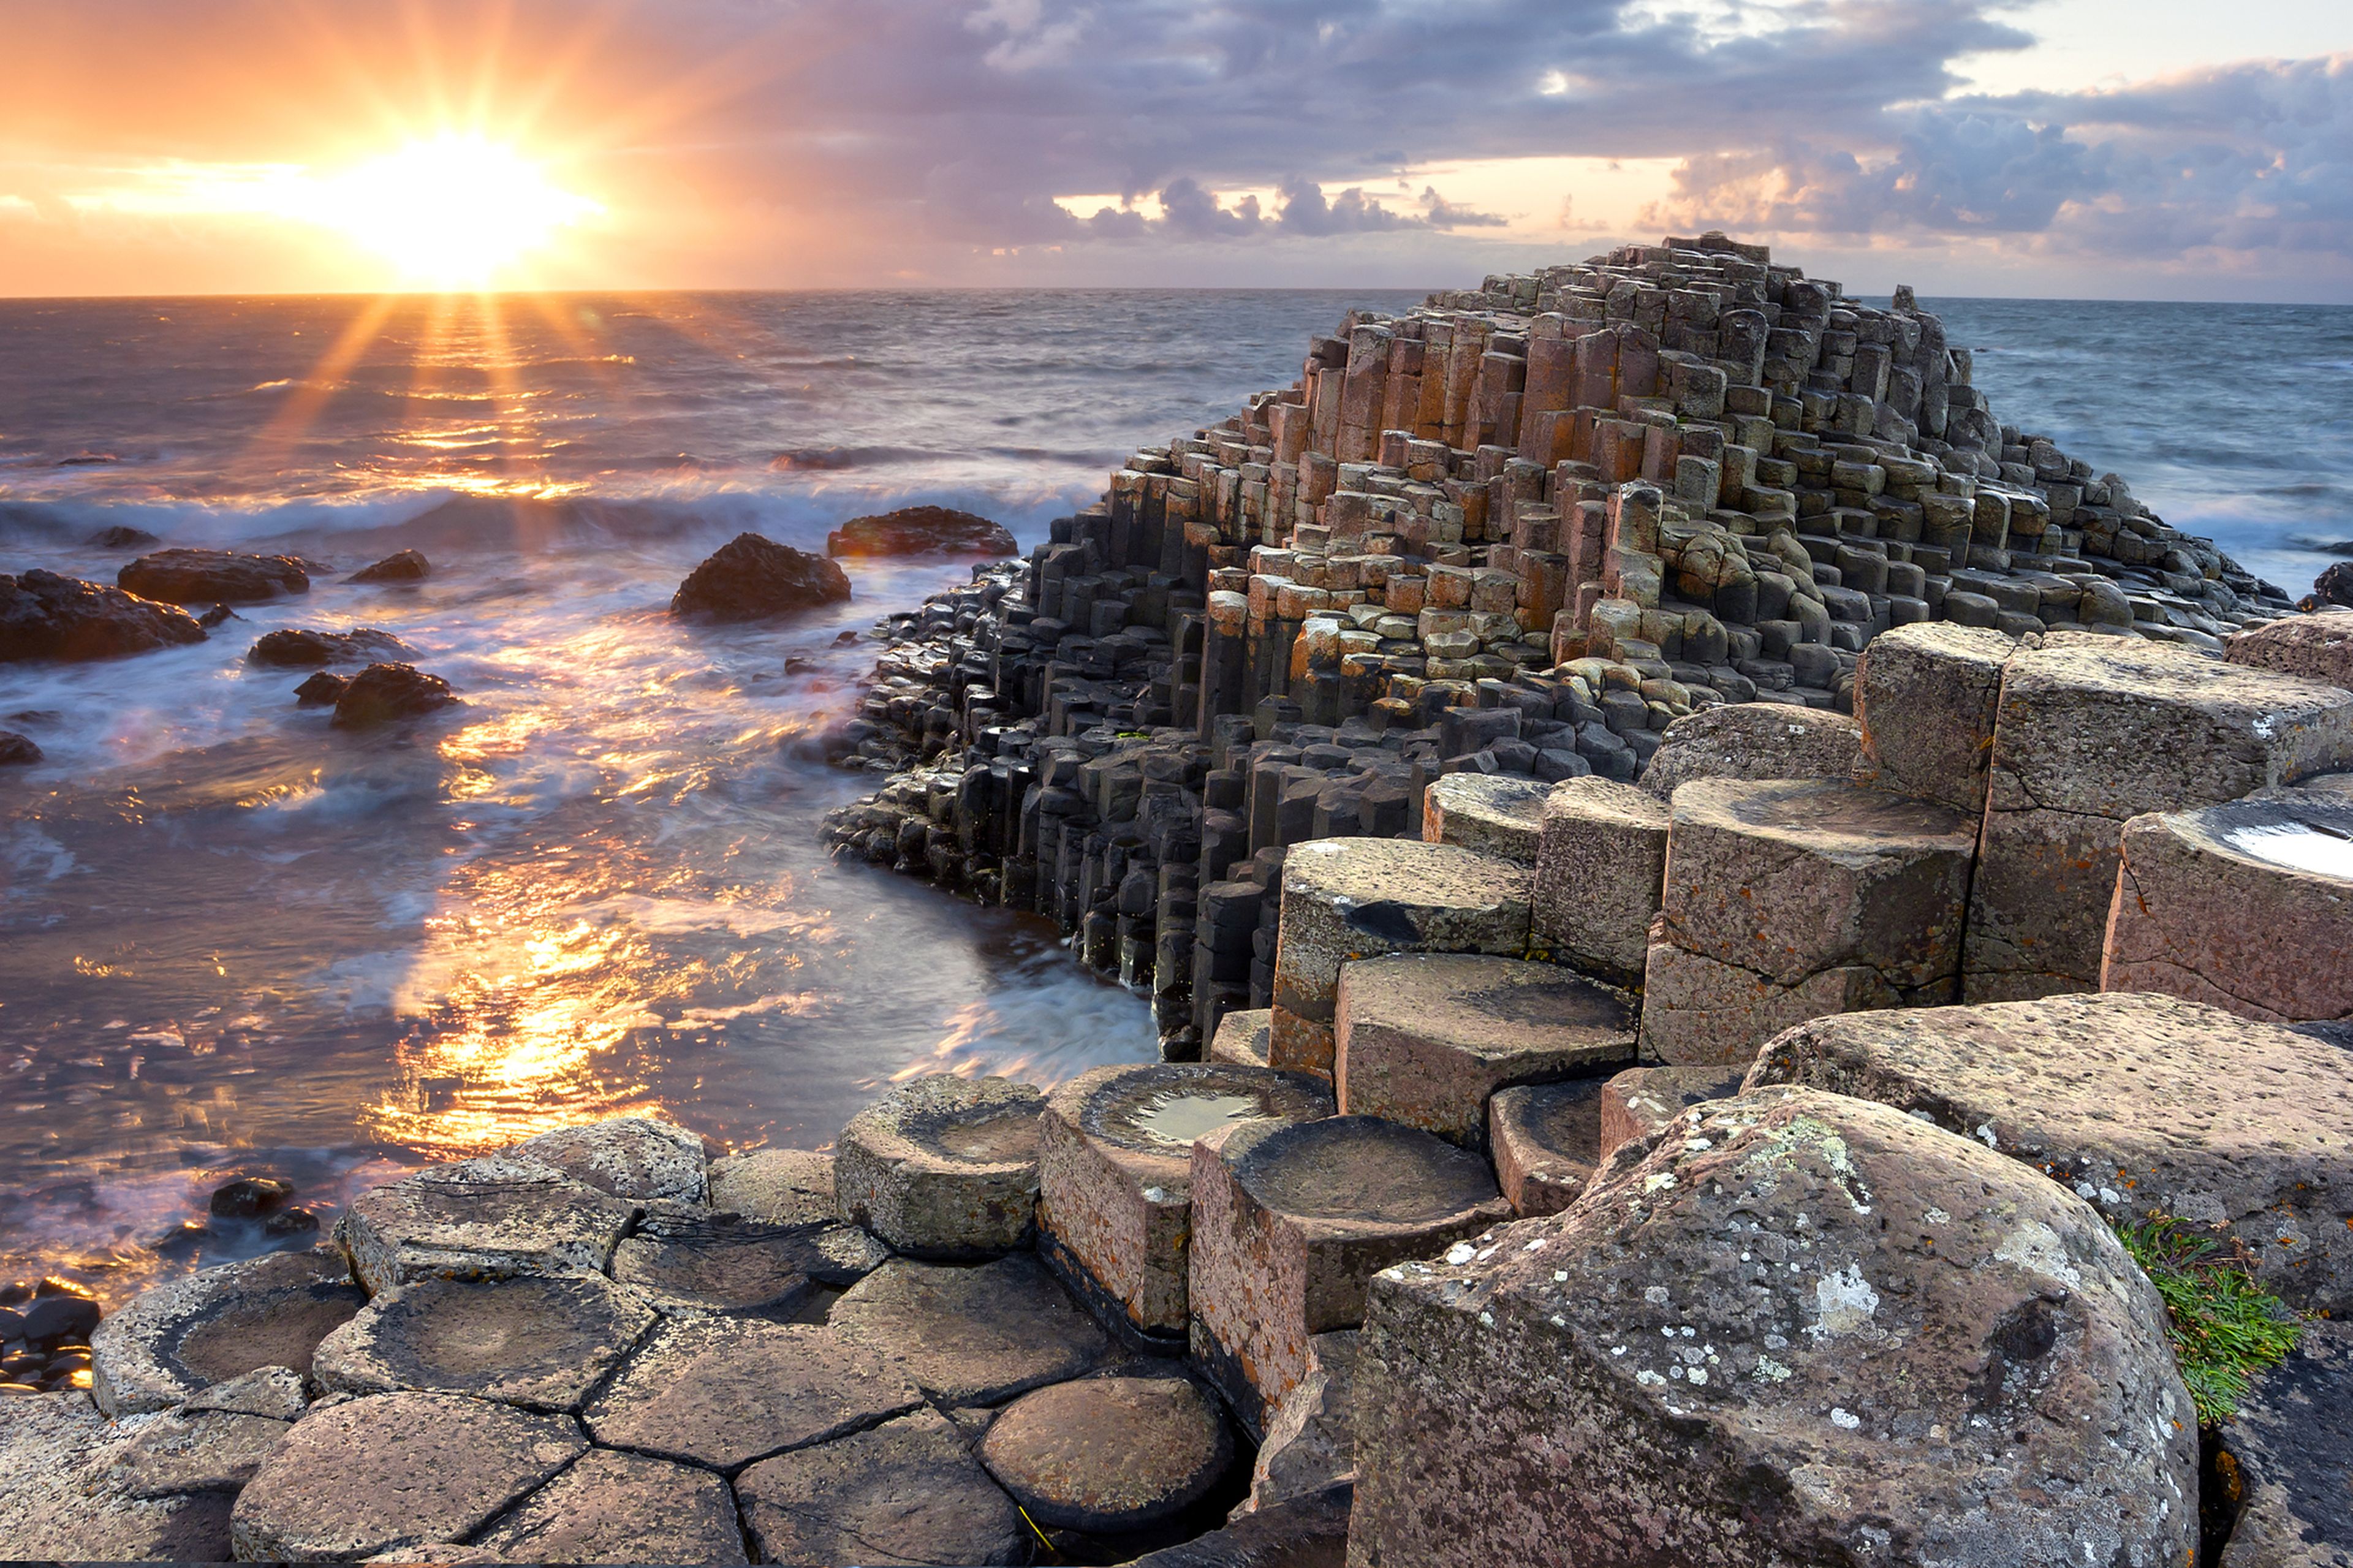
[2115, 1214, 2305, 1424]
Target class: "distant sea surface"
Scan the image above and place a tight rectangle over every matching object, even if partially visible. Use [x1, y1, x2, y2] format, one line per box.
[0, 287, 2346, 1302]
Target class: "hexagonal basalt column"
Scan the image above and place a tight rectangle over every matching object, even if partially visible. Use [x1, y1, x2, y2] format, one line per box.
[1850, 621, 2016, 816]
[1594, 1063, 1747, 1165]
[1188, 1115, 1510, 1434]
[1530, 776, 1669, 988]
[2101, 796, 2353, 1023]
[1639, 778, 1975, 1064]
[336, 1153, 639, 1296]
[510, 1115, 708, 1204]
[1037, 1061, 1332, 1343]
[93, 1249, 366, 1417]
[1420, 774, 1549, 863]
[1334, 954, 1635, 1149]
[1271, 839, 1532, 1077]
[1486, 1079, 1610, 1216]
[311, 1273, 656, 1410]
[833, 1074, 1045, 1259]
[1208, 1007, 1273, 1068]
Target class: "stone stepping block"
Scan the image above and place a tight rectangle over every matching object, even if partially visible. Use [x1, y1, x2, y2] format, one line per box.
[1335, 953, 1635, 1149]
[1531, 776, 1669, 988]
[511, 1115, 707, 1203]
[828, 1253, 1107, 1406]
[1747, 991, 2353, 1312]
[979, 1374, 1233, 1532]
[2213, 1319, 2352, 1567]
[1968, 640, 2353, 1001]
[1638, 702, 1863, 801]
[1851, 621, 2015, 816]
[229, 1392, 586, 1561]
[474, 1447, 748, 1565]
[105, 1407, 291, 1497]
[313, 1273, 657, 1410]
[2102, 795, 2353, 1023]
[1039, 1062, 1333, 1341]
[835, 1074, 1045, 1259]
[1188, 1115, 1510, 1433]
[93, 1247, 365, 1416]
[339, 1153, 640, 1296]
[583, 1316, 922, 1474]
[1421, 773, 1549, 863]
[1272, 838, 1532, 1076]
[610, 1211, 835, 1316]
[735, 1407, 1029, 1567]
[0, 1390, 237, 1561]
[1207, 1008, 1271, 1069]
[1487, 1079, 1610, 1216]
[708, 1148, 836, 1225]
[1348, 1088, 2196, 1568]
[1594, 1063, 1747, 1166]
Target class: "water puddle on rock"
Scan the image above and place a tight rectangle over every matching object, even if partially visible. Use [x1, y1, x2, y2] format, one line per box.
[1126, 1091, 1268, 1148]
[2224, 818, 2353, 881]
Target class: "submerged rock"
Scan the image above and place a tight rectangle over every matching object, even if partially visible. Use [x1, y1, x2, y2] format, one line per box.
[0, 569, 206, 662]
[293, 670, 349, 706]
[246, 627, 412, 667]
[118, 548, 309, 604]
[826, 506, 1017, 559]
[86, 525, 161, 548]
[197, 602, 239, 628]
[350, 549, 431, 583]
[330, 662, 458, 728]
[672, 532, 851, 621]
[0, 730, 40, 765]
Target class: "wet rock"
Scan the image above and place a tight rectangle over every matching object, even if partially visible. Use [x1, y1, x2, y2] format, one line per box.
[118, 547, 309, 604]
[1349, 1088, 2198, 1568]
[1126, 1482, 1352, 1568]
[1851, 620, 2017, 816]
[198, 602, 240, 628]
[2308, 562, 2353, 612]
[512, 1115, 708, 1203]
[1747, 991, 2353, 1312]
[1189, 1116, 1510, 1432]
[473, 1447, 749, 1565]
[1529, 776, 1670, 988]
[1208, 1009, 1273, 1069]
[93, 1248, 364, 1416]
[1272, 838, 1532, 1076]
[1637, 702, 1864, 800]
[980, 1374, 1233, 1531]
[583, 1316, 922, 1472]
[313, 1273, 656, 1410]
[332, 661, 459, 727]
[1039, 1062, 1333, 1341]
[0, 729, 40, 765]
[20, 1292, 99, 1347]
[0, 1391, 237, 1560]
[336, 1153, 638, 1295]
[107, 1407, 290, 1496]
[0, 569, 207, 662]
[708, 1147, 837, 1225]
[1419, 774, 1548, 863]
[825, 505, 1018, 559]
[609, 1210, 825, 1316]
[1334, 953, 1634, 1150]
[210, 1175, 296, 1218]
[1486, 1078, 1610, 1216]
[671, 532, 851, 621]
[735, 1406, 1031, 1567]
[230, 1391, 585, 1561]
[246, 626, 412, 667]
[1244, 1331, 1358, 1513]
[88, 525, 161, 548]
[828, 1254, 1107, 1405]
[294, 670, 349, 705]
[1594, 1062, 1746, 1165]
[2215, 1319, 2352, 1567]
[350, 549, 431, 584]
[834, 1074, 1044, 1258]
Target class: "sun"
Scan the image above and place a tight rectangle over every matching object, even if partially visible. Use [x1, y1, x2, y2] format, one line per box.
[316, 132, 601, 289]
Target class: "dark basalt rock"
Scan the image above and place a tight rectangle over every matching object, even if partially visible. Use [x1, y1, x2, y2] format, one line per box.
[2308, 561, 2353, 612]
[826, 506, 1017, 559]
[294, 672, 350, 706]
[1120, 1482, 1352, 1568]
[246, 627, 412, 668]
[0, 730, 40, 765]
[671, 532, 851, 621]
[209, 1177, 295, 1219]
[20, 1295, 100, 1349]
[330, 663, 458, 729]
[197, 603, 240, 629]
[1, 570, 207, 662]
[86, 525, 161, 549]
[118, 548, 310, 605]
[349, 549, 430, 583]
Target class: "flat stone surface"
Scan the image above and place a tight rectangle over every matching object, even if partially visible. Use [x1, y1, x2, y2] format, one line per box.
[980, 1374, 1233, 1532]
[93, 1247, 365, 1416]
[1189, 1116, 1509, 1433]
[828, 1254, 1107, 1405]
[1851, 621, 2016, 816]
[736, 1406, 1029, 1567]
[313, 1273, 656, 1411]
[1209, 1007, 1273, 1068]
[1638, 702, 1863, 800]
[2217, 1320, 2352, 1567]
[0, 1393, 237, 1561]
[230, 1392, 585, 1561]
[1596, 1063, 1746, 1165]
[1271, 838, 1531, 1076]
[1335, 953, 1634, 1149]
[708, 1147, 836, 1225]
[1420, 773, 1548, 863]
[1039, 1062, 1333, 1338]
[1487, 1078, 1611, 1216]
[1530, 775, 1670, 987]
[107, 1408, 290, 1496]
[1746, 991, 2353, 1312]
[2227, 610, 2353, 692]
[339, 1153, 640, 1295]
[1348, 1088, 2197, 1568]
[834, 1074, 1044, 1259]
[2104, 796, 2353, 1023]
[184, 1364, 309, 1420]
[511, 1116, 708, 1203]
[585, 1316, 921, 1473]
[474, 1447, 749, 1565]
[610, 1211, 826, 1316]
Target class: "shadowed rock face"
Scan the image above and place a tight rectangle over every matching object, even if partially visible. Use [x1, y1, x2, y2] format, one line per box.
[672, 532, 852, 621]
[2215, 1320, 2353, 1568]
[1, 569, 207, 662]
[330, 662, 459, 728]
[827, 506, 1017, 559]
[349, 549, 431, 584]
[118, 548, 310, 604]
[246, 627, 412, 667]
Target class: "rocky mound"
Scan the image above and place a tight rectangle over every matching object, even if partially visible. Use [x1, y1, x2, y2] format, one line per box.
[330, 664, 458, 728]
[0, 730, 40, 765]
[86, 525, 161, 549]
[118, 549, 309, 605]
[672, 533, 851, 621]
[826, 507, 1017, 559]
[247, 629, 414, 668]
[1, 569, 207, 662]
[349, 550, 430, 584]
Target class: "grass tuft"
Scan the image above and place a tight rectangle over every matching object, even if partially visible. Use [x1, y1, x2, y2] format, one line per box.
[2114, 1214, 2305, 1424]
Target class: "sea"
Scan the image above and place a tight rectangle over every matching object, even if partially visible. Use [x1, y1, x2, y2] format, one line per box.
[1, 287, 2347, 1305]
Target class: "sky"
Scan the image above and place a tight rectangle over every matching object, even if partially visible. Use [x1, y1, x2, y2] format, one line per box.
[1, 0, 2350, 300]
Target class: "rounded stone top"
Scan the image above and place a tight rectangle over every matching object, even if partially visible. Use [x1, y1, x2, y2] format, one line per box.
[2168, 797, 2353, 883]
[1053, 1062, 1333, 1167]
[2009, 637, 2352, 716]
[1670, 776, 1974, 853]
[1226, 1116, 1504, 1229]
[841, 1074, 1045, 1170]
[1283, 836, 1531, 909]
[979, 1375, 1233, 1531]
